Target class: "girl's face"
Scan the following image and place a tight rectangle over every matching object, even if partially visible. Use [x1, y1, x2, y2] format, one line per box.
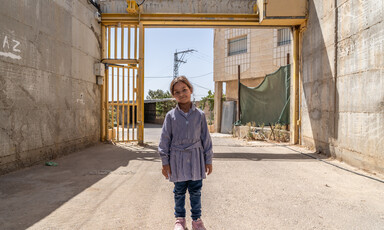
[173, 82, 192, 104]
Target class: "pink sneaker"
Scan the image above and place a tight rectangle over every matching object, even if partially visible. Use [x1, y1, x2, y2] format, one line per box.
[192, 218, 206, 230]
[174, 217, 186, 230]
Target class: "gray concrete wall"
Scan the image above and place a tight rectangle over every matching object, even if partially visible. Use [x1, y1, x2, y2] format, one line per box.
[0, 0, 101, 174]
[301, 0, 384, 173]
[100, 0, 257, 14]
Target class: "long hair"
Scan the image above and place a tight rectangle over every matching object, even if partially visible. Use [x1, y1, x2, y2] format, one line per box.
[169, 76, 194, 95]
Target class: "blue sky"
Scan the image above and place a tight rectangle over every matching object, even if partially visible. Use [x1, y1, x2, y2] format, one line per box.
[144, 28, 214, 100]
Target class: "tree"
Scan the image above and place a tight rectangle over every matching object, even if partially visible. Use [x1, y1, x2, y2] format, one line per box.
[199, 90, 226, 125]
[147, 89, 176, 118]
[146, 89, 172, 100]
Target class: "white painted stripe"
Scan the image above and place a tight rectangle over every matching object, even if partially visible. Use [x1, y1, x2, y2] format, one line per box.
[0, 51, 21, 60]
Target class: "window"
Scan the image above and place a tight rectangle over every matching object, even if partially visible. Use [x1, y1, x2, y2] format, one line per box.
[277, 28, 291, 46]
[228, 36, 247, 56]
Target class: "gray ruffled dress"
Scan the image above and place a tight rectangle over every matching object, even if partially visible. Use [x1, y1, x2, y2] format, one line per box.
[158, 104, 213, 183]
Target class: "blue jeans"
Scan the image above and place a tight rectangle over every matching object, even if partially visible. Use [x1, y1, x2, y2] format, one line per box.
[173, 180, 203, 220]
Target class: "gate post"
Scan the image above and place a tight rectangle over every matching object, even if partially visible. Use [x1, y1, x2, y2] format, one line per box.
[291, 26, 300, 144]
[138, 23, 145, 144]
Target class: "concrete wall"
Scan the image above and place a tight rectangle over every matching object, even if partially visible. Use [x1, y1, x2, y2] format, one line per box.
[301, 0, 384, 173]
[100, 0, 257, 14]
[0, 0, 101, 174]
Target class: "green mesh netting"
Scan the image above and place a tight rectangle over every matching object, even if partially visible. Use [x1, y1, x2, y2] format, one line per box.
[239, 64, 290, 125]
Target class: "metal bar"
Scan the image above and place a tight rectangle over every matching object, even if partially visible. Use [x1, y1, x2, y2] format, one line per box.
[117, 67, 120, 141]
[138, 23, 144, 144]
[134, 25, 137, 60]
[292, 26, 300, 144]
[287, 53, 290, 65]
[112, 67, 115, 141]
[108, 26, 111, 58]
[101, 79, 105, 141]
[114, 26, 117, 59]
[102, 66, 108, 141]
[128, 25, 131, 59]
[237, 65, 241, 121]
[122, 67, 125, 142]
[121, 25, 124, 59]
[103, 13, 260, 19]
[132, 69, 136, 140]
[101, 59, 139, 65]
[109, 102, 131, 106]
[128, 68, 131, 141]
[106, 67, 109, 140]
[101, 13, 306, 27]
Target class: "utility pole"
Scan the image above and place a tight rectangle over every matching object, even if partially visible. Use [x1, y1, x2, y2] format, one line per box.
[173, 49, 196, 78]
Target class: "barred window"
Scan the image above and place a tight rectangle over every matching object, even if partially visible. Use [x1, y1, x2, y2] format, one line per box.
[228, 36, 247, 56]
[277, 28, 291, 46]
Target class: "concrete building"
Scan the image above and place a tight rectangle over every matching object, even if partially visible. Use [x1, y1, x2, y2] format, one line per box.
[213, 28, 292, 131]
[0, 0, 383, 176]
[213, 28, 292, 101]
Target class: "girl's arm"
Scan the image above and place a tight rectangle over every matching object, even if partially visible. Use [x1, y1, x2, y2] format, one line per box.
[158, 113, 172, 166]
[200, 113, 213, 165]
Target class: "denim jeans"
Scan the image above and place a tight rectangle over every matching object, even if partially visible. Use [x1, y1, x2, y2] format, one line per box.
[173, 180, 203, 220]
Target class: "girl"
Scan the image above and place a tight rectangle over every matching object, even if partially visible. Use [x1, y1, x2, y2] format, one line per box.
[158, 76, 213, 230]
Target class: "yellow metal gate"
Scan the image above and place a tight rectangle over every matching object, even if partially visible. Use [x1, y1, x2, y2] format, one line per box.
[101, 23, 144, 143]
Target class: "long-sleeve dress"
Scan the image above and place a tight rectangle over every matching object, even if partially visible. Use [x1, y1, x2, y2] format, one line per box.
[158, 103, 213, 183]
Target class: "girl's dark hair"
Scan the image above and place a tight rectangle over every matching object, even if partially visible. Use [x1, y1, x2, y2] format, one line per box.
[170, 76, 193, 95]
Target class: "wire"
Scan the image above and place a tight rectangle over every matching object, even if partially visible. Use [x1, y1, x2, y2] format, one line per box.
[189, 72, 213, 78]
[144, 72, 213, 79]
[191, 81, 212, 91]
[190, 52, 213, 64]
[136, 0, 146, 6]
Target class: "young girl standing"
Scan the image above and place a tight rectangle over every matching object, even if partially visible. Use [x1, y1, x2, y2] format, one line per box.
[158, 76, 213, 230]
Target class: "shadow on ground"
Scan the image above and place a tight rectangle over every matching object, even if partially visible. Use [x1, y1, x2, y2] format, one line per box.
[0, 139, 324, 229]
[0, 143, 159, 229]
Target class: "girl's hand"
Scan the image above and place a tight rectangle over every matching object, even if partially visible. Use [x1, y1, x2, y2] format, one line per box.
[162, 165, 171, 179]
[205, 164, 213, 175]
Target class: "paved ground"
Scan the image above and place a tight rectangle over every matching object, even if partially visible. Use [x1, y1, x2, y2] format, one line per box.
[1, 124, 384, 230]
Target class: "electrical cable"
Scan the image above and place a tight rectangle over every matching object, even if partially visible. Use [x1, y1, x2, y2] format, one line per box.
[144, 72, 213, 79]
[136, 0, 146, 6]
[189, 72, 213, 78]
[190, 81, 212, 91]
[190, 54, 213, 64]
[190, 52, 213, 64]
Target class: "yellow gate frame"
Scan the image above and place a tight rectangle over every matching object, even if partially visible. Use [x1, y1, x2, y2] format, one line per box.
[100, 7, 306, 145]
[101, 22, 144, 144]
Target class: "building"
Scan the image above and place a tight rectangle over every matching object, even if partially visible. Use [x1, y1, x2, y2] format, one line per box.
[213, 28, 292, 129]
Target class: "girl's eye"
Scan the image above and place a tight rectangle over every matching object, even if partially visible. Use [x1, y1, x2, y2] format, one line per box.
[183, 89, 188, 92]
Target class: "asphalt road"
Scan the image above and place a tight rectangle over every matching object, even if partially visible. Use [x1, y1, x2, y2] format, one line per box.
[0, 124, 383, 229]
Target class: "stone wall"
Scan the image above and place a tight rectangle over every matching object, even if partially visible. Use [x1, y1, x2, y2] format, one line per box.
[214, 28, 279, 82]
[301, 0, 384, 173]
[0, 0, 101, 174]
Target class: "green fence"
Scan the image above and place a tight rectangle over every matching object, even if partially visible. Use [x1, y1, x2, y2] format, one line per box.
[239, 65, 290, 125]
